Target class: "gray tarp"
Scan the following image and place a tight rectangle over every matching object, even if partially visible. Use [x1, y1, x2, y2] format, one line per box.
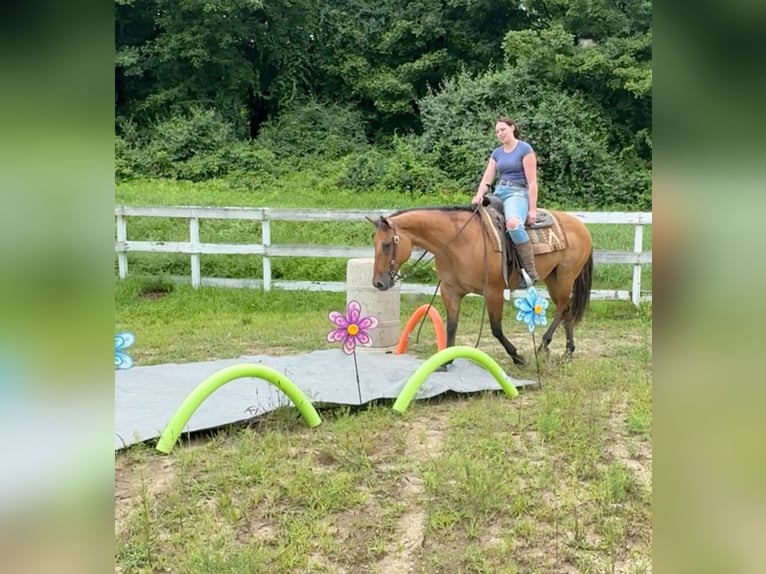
[115, 350, 536, 450]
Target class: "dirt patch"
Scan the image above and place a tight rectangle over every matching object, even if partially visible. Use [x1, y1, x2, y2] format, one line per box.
[115, 454, 178, 537]
[139, 290, 169, 300]
[308, 552, 349, 574]
[610, 436, 652, 491]
[607, 399, 652, 491]
[373, 409, 452, 573]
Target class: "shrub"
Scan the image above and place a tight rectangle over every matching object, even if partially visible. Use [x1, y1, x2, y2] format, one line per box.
[255, 99, 369, 165]
[416, 68, 652, 209]
[341, 135, 464, 197]
[115, 108, 281, 182]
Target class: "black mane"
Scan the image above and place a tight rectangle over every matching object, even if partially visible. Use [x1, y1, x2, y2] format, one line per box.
[388, 205, 475, 218]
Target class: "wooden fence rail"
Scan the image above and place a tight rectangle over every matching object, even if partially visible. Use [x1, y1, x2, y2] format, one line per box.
[115, 206, 652, 305]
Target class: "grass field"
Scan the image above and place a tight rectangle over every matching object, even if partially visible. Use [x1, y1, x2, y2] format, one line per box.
[115, 179, 652, 573]
[116, 178, 652, 293]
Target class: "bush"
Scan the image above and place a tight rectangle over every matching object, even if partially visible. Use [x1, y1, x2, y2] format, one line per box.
[140, 107, 239, 180]
[255, 99, 369, 165]
[341, 135, 465, 197]
[116, 108, 281, 182]
[415, 68, 652, 209]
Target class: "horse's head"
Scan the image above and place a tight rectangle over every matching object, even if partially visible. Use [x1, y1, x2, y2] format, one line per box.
[367, 215, 413, 290]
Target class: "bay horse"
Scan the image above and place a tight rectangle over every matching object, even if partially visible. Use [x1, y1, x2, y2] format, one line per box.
[368, 206, 593, 366]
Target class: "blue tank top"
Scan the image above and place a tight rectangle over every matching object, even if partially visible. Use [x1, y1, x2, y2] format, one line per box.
[491, 141, 534, 186]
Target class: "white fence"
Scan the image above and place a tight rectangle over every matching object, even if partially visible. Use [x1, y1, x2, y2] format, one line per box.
[114, 206, 652, 305]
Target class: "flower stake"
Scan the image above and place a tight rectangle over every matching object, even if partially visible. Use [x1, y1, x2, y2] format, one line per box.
[513, 287, 549, 387]
[326, 300, 378, 404]
[115, 332, 135, 370]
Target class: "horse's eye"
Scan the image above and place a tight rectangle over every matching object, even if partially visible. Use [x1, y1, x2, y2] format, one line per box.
[381, 242, 391, 253]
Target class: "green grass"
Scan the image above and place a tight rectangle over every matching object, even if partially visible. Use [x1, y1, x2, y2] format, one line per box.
[115, 282, 652, 573]
[116, 178, 652, 293]
[115, 177, 651, 573]
[116, 279, 648, 366]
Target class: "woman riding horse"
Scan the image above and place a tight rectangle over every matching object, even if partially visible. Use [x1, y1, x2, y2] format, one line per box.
[369, 206, 592, 366]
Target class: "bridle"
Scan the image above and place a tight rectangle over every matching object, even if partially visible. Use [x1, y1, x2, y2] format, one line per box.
[377, 205, 490, 349]
[379, 207, 481, 285]
[384, 222, 404, 283]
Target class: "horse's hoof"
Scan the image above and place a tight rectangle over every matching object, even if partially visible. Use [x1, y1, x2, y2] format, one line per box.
[537, 344, 550, 356]
[512, 355, 527, 367]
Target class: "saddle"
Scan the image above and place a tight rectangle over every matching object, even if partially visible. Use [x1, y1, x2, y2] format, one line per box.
[478, 194, 569, 288]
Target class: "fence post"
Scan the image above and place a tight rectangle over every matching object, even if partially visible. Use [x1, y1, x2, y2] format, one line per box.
[632, 224, 643, 306]
[116, 213, 128, 279]
[190, 217, 201, 289]
[262, 210, 272, 292]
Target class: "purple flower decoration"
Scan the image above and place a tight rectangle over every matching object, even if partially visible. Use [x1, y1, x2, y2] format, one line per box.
[513, 287, 549, 333]
[326, 300, 378, 354]
[115, 332, 135, 370]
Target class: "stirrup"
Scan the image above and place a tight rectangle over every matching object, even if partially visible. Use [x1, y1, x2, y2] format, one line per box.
[518, 269, 537, 290]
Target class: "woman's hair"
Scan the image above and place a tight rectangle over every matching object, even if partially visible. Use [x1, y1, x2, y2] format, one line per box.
[497, 116, 520, 138]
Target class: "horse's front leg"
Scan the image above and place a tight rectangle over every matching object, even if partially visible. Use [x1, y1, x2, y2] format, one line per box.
[485, 290, 526, 366]
[438, 288, 463, 370]
[440, 289, 462, 348]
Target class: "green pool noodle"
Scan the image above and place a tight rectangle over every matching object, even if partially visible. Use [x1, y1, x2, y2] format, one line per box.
[392, 346, 519, 413]
[155, 363, 321, 454]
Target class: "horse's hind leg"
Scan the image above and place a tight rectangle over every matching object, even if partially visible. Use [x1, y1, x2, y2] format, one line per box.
[539, 314, 564, 355]
[563, 318, 576, 357]
[538, 272, 574, 355]
[485, 290, 526, 366]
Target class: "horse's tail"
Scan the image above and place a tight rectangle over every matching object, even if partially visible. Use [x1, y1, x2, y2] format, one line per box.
[570, 249, 593, 325]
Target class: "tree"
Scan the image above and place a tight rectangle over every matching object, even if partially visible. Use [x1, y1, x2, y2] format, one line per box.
[115, 0, 319, 136]
[305, 0, 529, 137]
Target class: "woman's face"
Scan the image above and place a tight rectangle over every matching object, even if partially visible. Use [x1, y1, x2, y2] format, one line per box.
[495, 122, 514, 144]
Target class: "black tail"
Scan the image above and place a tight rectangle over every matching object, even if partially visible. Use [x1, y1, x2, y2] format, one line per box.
[570, 250, 593, 325]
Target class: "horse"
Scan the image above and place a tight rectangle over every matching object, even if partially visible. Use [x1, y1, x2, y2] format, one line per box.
[368, 206, 593, 366]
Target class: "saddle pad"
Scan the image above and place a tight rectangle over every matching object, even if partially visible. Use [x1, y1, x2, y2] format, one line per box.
[480, 207, 568, 255]
[529, 210, 569, 255]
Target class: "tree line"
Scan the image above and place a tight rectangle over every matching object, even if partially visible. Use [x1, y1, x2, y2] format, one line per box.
[116, 0, 652, 208]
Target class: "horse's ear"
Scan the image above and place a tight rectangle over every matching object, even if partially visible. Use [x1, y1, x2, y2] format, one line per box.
[366, 216, 389, 229]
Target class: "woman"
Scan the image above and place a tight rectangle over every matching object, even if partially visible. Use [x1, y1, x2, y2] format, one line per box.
[471, 117, 539, 287]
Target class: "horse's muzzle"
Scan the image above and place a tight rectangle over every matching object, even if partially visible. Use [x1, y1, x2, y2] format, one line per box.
[372, 275, 393, 290]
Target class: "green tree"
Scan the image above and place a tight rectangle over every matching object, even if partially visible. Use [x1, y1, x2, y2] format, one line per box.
[116, 0, 319, 136]
[510, 0, 652, 159]
[417, 68, 649, 207]
[307, 0, 528, 136]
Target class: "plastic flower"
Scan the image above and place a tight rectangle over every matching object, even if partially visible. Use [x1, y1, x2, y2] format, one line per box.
[513, 287, 549, 332]
[326, 300, 378, 354]
[115, 332, 135, 370]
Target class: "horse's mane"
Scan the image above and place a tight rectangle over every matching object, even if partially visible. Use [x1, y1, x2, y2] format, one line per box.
[388, 205, 475, 218]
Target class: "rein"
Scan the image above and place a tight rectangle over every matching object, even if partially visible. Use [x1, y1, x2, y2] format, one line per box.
[386, 206, 481, 284]
[386, 205, 490, 351]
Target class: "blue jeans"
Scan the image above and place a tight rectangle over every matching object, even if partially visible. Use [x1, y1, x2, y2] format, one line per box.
[493, 183, 530, 244]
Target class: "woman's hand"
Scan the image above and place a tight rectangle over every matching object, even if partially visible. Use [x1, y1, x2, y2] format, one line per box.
[471, 193, 484, 206]
[526, 208, 538, 225]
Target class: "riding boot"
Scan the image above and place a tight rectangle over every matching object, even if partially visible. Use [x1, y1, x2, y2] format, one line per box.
[516, 241, 539, 289]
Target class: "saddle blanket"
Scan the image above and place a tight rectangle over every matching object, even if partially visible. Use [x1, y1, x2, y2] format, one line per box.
[481, 208, 569, 255]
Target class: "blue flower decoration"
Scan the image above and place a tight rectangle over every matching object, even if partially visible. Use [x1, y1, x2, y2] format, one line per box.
[513, 287, 549, 333]
[115, 332, 135, 370]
